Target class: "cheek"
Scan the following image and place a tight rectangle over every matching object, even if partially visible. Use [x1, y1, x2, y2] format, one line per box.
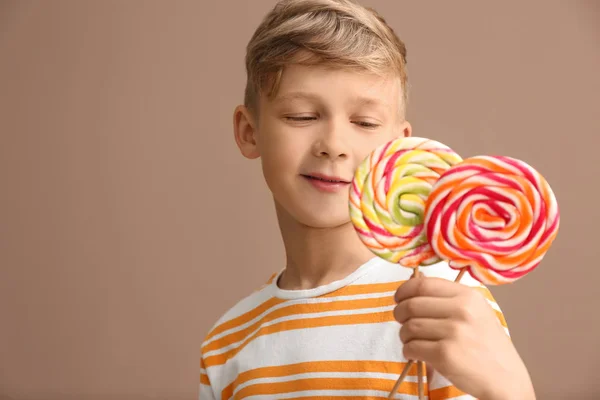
[352, 132, 397, 164]
[262, 140, 300, 171]
[259, 127, 310, 171]
[258, 140, 303, 192]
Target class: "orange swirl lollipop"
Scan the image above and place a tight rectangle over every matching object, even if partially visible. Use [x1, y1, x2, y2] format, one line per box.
[425, 155, 560, 284]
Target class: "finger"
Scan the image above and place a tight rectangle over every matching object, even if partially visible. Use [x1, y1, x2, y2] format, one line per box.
[399, 318, 450, 343]
[395, 276, 463, 303]
[402, 339, 444, 365]
[393, 296, 455, 323]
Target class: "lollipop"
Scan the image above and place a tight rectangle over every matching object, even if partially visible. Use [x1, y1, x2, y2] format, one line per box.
[349, 136, 463, 268]
[349, 136, 463, 400]
[388, 154, 560, 396]
[424, 155, 560, 285]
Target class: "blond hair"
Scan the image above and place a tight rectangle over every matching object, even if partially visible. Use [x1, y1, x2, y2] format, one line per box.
[243, 0, 409, 117]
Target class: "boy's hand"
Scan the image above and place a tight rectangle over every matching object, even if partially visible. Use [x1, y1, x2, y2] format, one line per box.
[394, 276, 536, 400]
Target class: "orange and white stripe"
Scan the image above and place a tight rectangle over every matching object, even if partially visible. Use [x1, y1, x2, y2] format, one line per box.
[199, 258, 507, 399]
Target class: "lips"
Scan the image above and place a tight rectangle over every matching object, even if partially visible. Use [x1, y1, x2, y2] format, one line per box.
[301, 173, 350, 183]
[301, 173, 351, 193]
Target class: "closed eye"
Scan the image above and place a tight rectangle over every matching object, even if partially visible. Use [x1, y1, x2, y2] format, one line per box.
[284, 116, 380, 129]
[285, 116, 317, 121]
[353, 121, 380, 129]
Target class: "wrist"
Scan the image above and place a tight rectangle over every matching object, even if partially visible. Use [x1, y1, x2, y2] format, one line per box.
[480, 376, 536, 400]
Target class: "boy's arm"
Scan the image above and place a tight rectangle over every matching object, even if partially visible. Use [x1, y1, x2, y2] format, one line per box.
[199, 354, 217, 400]
[424, 282, 505, 400]
[426, 291, 535, 400]
[395, 277, 536, 400]
[425, 285, 512, 400]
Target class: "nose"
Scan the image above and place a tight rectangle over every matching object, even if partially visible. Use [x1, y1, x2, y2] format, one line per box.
[312, 120, 349, 160]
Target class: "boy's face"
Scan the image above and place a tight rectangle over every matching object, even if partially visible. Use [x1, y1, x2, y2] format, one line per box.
[234, 63, 411, 229]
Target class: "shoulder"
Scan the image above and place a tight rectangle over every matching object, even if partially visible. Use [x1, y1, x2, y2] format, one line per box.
[201, 271, 280, 348]
[421, 261, 483, 288]
[375, 259, 510, 332]
[360, 258, 481, 286]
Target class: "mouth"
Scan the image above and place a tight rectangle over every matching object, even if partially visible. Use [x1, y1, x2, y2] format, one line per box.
[301, 173, 351, 184]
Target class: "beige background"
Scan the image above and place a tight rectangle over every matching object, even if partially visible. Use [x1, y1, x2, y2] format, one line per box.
[1, 1, 599, 399]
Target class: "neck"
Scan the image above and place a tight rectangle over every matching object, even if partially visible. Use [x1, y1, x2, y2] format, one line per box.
[274, 202, 375, 291]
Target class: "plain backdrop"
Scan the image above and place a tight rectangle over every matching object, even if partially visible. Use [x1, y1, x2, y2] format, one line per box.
[1, 1, 599, 399]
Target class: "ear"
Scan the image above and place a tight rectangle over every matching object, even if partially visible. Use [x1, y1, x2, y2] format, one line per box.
[400, 120, 412, 137]
[233, 105, 260, 159]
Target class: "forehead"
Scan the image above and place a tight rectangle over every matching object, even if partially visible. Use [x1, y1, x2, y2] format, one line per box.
[267, 64, 403, 112]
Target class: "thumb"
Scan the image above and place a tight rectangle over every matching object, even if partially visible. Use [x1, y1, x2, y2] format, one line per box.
[403, 339, 444, 366]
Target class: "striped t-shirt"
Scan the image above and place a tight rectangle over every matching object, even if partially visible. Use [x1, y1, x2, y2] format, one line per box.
[199, 257, 508, 399]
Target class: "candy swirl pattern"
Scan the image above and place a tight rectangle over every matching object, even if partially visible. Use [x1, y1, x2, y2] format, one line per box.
[349, 136, 463, 267]
[424, 155, 560, 285]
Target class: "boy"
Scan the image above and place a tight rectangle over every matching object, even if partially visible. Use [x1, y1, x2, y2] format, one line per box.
[200, 0, 536, 398]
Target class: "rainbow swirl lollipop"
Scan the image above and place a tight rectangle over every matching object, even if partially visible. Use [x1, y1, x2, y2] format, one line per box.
[349, 136, 463, 268]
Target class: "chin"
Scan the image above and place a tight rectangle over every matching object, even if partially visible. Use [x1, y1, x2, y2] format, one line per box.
[273, 187, 353, 229]
[294, 209, 351, 229]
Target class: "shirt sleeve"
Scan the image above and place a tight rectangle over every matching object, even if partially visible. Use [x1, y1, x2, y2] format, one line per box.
[199, 353, 217, 400]
[428, 371, 476, 400]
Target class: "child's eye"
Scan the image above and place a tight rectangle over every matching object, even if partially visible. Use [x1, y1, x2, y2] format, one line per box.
[285, 116, 317, 121]
[354, 121, 380, 129]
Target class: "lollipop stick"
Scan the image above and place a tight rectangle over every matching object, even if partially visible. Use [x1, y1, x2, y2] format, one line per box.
[389, 268, 465, 398]
[417, 360, 424, 399]
[387, 360, 413, 399]
[413, 270, 425, 400]
[388, 267, 425, 399]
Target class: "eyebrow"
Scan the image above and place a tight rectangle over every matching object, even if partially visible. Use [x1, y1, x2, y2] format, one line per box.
[353, 96, 388, 108]
[275, 91, 388, 109]
[274, 92, 321, 103]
